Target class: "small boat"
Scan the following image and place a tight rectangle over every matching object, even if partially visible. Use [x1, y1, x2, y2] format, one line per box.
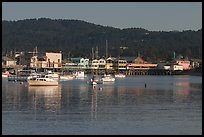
[60, 74, 75, 81]
[45, 70, 59, 80]
[73, 71, 85, 79]
[115, 73, 126, 78]
[2, 71, 11, 78]
[28, 76, 59, 86]
[101, 74, 115, 82]
[90, 80, 98, 85]
[88, 75, 103, 85]
[27, 73, 41, 80]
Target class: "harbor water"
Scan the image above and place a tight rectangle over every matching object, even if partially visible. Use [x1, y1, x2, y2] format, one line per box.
[2, 75, 202, 135]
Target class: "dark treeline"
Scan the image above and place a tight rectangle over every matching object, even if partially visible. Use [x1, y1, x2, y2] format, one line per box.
[2, 18, 202, 62]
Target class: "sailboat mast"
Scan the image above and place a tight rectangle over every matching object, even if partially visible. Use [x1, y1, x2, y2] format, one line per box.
[106, 40, 108, 58]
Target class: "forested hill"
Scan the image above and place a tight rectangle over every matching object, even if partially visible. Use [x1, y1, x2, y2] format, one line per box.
[2, 18, 202, 61]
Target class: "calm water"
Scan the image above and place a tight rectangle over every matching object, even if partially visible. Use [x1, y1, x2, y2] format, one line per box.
[2, 75, 202, 135]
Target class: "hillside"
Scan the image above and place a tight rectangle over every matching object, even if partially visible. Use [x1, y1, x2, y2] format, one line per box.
[2, 18, 202, 61]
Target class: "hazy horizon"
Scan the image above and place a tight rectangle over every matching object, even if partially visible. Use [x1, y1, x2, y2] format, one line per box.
[2, 2, 202, 31]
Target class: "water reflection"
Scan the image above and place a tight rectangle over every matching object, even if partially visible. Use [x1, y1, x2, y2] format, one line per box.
[91, 88, 98, 120]
[28, 85, 62, 121]
[2, 75, 202, 135]
[28, 85, 61, 96]
[173, 79, 202, 102]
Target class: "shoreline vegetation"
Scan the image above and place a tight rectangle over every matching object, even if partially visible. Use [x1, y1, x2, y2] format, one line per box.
[2, 18, 202, 61]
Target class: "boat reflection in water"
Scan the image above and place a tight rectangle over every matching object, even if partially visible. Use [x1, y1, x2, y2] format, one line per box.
[28, 85, 62, 120]
[28, 85, 61, 95]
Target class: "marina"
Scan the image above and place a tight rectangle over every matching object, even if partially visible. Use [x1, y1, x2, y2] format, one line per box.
[2, 3, 202, 135]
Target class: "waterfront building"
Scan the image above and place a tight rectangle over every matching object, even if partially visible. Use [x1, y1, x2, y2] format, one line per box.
[46, 52, 62, 68]
[170, 64, 183, 71]
[15, 52, 33, 67]
[79, 58, 89, 69]
[157, 63, 170, 70]
[62, 57, 90, 70]
[30, 56, 47, 69]
[105, 57, 116, 70]
[127, 56, 157, 70]
[91, 59, 99, 69]
[115, 58, 127, 70]
[190, 59, 202, 69]
[127, 63, 158, 70]
[175, 59, 191, 70]
[2, 56, 16, 67]
[163, 64, 171, 70]
[30, 52, 62, 69]
[91, 58, 106, 70]
[98, 59, 106, 69]
[157, 62, 183, 71]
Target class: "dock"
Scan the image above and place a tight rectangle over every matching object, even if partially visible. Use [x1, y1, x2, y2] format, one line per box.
[8, 75, 28, 82]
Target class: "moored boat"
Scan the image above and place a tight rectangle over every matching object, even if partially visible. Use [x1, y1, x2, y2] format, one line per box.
[73, 71, 85, 79]
[28, 76, 59, 86]
[2, 71, 11, 78]
[115, 73, 126, 78]
[45, 70, 59, 80]
[60, 74, 75, 80]
[88, 75, 103, 85]
[101, 74, 115, 82]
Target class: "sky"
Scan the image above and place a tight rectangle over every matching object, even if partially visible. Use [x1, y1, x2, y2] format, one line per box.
[2, 2, 202, 31]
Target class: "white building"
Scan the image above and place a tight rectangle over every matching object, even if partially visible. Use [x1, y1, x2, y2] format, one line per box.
[91, 58, 106, 69]
[98, 59, 106, 69]
[2, 56, 16, 67]
[170, 64, 183, 71]
[30, 52, 62, 69]
[46, 52, 62, 68]
[91, 59, 99, 69]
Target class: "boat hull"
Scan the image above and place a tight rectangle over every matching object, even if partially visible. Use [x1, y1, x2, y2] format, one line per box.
[115, 74, 126, 78]
[102, 78, 115, 82]
[28, 80, 58, 86]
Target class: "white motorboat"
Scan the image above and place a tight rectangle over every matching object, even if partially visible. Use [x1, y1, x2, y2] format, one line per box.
[73, 71, 85, 79]
[60, 74, 75, 81]
[28, 76, 59, 86]
[101, 74, 115, 82]
[46, 71, 59, 80]
[115, 73, 126, 78]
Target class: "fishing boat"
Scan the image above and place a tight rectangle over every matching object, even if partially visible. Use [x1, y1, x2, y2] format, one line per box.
[101, 74, 115, 82]
[28, 76, 59, 86]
